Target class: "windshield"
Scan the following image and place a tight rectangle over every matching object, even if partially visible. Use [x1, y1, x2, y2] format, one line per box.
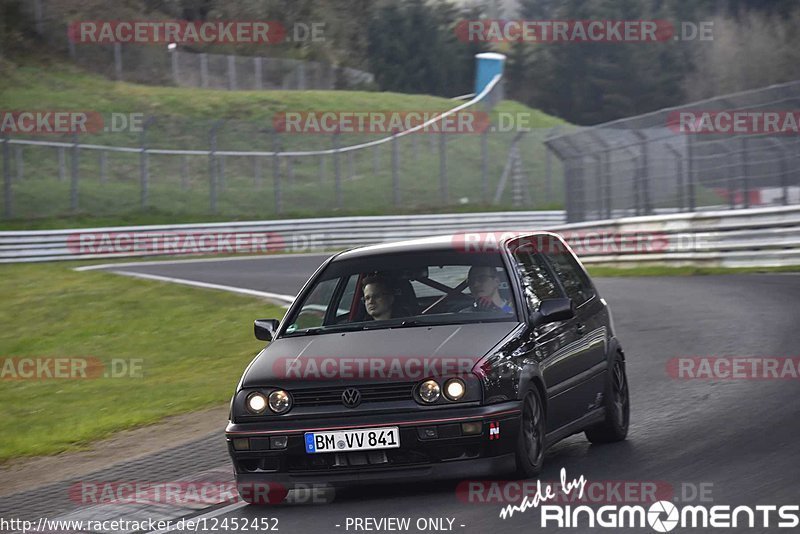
[282, 250, 518, 335]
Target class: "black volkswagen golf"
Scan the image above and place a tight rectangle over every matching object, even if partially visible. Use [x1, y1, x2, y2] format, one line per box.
[226, 232, 629, 503]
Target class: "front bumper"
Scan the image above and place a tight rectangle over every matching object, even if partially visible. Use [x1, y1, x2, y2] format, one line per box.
[225, 401, 521, 488]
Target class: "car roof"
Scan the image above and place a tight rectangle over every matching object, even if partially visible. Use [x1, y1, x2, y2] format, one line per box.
[333, 232, 561, 261]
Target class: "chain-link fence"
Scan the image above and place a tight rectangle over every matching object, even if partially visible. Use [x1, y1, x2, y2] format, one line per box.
[70, 45, 374, 91]
[546, 81, 800, 223]
[17, 1, 374, 91]
[0, 113, 564, 221]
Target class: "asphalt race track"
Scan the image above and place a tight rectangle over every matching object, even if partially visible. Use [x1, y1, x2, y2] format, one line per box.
[2, 254, 799, 534]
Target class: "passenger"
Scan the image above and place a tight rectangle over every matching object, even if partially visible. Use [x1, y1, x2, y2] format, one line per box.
[362, 274, 396, 321]
[466, 266, 513, 313]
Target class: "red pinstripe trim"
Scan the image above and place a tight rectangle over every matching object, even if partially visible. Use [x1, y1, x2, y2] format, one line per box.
[225, 408, 521, 437]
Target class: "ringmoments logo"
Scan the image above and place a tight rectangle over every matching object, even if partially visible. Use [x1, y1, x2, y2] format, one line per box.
[497, 469, 798, 531]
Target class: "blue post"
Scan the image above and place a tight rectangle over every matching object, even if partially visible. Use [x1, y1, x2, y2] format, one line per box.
[474, 52, 506, 104]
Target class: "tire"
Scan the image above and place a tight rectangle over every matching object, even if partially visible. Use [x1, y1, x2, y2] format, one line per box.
[585, 352, 629, 443]
[514, 387, 546, 478]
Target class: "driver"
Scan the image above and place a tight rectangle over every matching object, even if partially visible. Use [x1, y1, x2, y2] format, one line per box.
[466, 266, 513, 313]
[362, 274, 396, 321]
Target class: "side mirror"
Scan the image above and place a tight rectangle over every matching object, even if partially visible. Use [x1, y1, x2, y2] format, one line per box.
[254, 319, 280, 341]
[532, 298, 574, 326]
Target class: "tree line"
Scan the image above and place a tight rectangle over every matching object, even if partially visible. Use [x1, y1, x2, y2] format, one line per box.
[5, 0, 800, 125]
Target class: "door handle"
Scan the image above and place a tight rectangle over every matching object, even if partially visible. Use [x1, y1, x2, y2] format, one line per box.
[576, 323, 586, 336]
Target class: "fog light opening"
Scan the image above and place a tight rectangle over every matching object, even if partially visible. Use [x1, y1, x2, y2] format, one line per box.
[233, 438, 251, 451]
[461, 422, 482, 435]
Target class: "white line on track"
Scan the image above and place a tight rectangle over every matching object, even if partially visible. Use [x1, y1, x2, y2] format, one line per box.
[73, 252, 331, 272]
[105, 270, 296, 305]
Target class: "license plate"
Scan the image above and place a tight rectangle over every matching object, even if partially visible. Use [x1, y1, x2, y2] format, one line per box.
[304, 426, 400, 454]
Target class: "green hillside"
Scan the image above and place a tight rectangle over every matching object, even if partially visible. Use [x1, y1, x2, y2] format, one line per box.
[0, 59, 567, 229]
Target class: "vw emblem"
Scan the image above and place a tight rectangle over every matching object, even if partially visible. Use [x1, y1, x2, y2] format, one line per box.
[342, 388, 361, 408]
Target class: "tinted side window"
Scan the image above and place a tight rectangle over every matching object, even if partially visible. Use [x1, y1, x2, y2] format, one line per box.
[545, 249, 595, 306]
[288, 278, 339, 331]
[512, 245, 560, 312]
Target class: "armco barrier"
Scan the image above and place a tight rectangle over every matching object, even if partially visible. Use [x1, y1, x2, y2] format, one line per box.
[1, 206, 799, 267]
[0, 212, 564, 262]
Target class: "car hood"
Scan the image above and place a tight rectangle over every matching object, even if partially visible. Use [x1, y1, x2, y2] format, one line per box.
[241, 321, 520, 388]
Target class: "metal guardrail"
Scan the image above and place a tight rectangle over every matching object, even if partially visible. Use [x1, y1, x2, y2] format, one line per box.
[0, 211, 565, 262]
[554, 205, 800, 267]
[2, 206, 800, 267]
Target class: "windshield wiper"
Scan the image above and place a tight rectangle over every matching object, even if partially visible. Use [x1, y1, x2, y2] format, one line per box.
[287, 323, 369, 336]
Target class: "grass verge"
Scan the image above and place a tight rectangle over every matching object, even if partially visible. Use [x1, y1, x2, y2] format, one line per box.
[0, 262, 284, 462]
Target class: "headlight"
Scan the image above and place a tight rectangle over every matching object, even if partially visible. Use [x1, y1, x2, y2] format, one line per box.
[418, 379, 440, 403]
[246, 392, 268, 414]
[268, 390, 292, 414]
[444, 378, 466, 401]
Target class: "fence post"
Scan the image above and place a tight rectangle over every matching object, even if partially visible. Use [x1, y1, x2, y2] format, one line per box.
[392, 133, 400, 207]
[373, 144, 380, 175]
[677, 152, 684, 212]
[439, 131, 448, 205]
[767, 140, 790, 206]
[686, 134, 696, 211]
[70, 133, 79, 211]
[3, 136, 11, 218]
[57, 147, 66, 182]
[634, 131, 651, 215]
[333, 132, 342, 208]
[99, 150, 107, 183]
[666, 144, 683, 212]
[139, 118, 150, 209]
[14, 145, 23, 181]
[741, 137, 750, 209]
[33, 0, 44, 35]
[181, 155, 189, 190]
[218, 155, 225, 192]
[632, 148, 642, 216]
[481, 130, 488, 203]
[254, 155, 262, 187]
[779, 145, 789, 206]
[114, 43, 122, 81]
[564, 159, 575, 223]
[347, 151, 354, 180]
[209, 122, 220, 213]
[254, 57, 262, 90]
[200, 53, 209, 88]
[227, 55, 237, 90]
[272, 132, 282, 214]
[170, 49, 179, 85]
[603, 151, 612, 218]
[592, 153, 603, 217]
